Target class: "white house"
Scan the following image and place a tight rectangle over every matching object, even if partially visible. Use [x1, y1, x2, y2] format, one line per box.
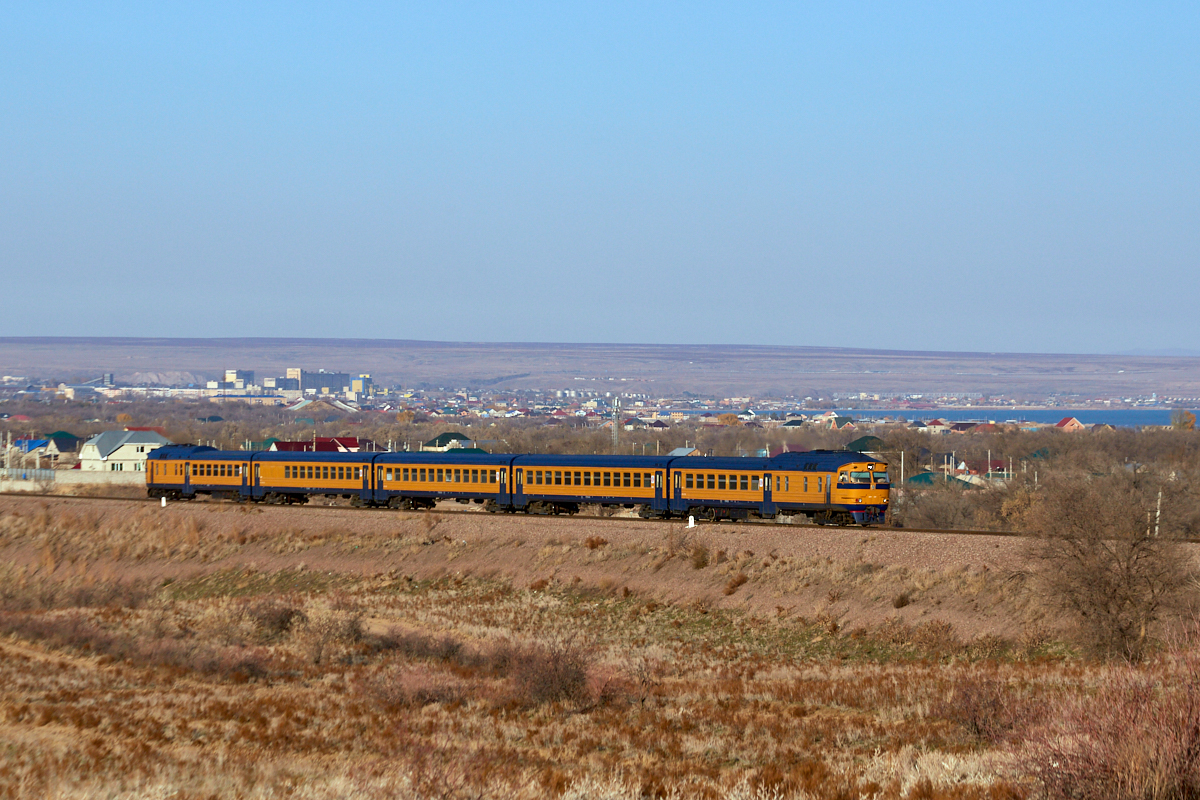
[78, 430, 172, 472]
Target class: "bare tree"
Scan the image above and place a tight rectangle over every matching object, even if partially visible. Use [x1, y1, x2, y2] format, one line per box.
[1026, 471, 1196, 660]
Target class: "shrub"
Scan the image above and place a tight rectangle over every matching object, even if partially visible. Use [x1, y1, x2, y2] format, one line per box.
[690, 544, 710, 569]
[584, 536, 608, 550]
[529, 578, 550, 591]
[724, 573, 749, 596]
[935, 674, 1033, 745]
[508, 638, 592, 706]
[294, 604, 362, 664]
[246, 598, 304, 641]
[1025, 671, 1200, 800]
[367, 665, 472, 708]
[892, 591, 911, 609]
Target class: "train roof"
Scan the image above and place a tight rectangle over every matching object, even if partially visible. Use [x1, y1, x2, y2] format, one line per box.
[672, 456, 771, 471]
[511, 454, 675, 469]
[253, 451, 381, 463]
[147, 445, 217, 460]
[375, 452, 515, 465]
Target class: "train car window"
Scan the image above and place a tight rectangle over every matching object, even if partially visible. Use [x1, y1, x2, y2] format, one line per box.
[804, 477, 808, 492]
[603, 472, 610, 487]
[402, 468, 408, 481]
[751, 475, 759, 491]
[388, 468, 395, 480]
[285, 465, 290, 478]
[703, 474, 712, 490]
[817, 477, 822, 492]
[453, 469, 460, 482]
[472, 469, 479, 483]
[775, 476, 780, 491]
[786, 477, 790, 491]
[583, 472, 591, 487]
[740, 475, 748, 491]
[417, 468, 424, 482]
[686, 474, 694, 489]
[874, 471, 888, 484]
[633, 473, 641, 488]
[435, 468, 443, 482]
[572, 471, 580, 486]
[355, 467, 361, 479]
[621, 472, 628, 487]
[717, 475, 726, 491]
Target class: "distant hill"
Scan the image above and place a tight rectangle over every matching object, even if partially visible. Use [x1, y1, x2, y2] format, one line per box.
[1, 337, 1198, 398]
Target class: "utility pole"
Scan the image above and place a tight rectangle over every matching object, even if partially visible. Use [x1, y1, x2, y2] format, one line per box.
[611, 397, 620, 454]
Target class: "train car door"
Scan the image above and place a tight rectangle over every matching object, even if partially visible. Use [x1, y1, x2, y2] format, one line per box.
[513, 468, 525, 507]
[762, 472, 774, 516]
[654, 471, 664, 507]
[497, 466, 509, 506]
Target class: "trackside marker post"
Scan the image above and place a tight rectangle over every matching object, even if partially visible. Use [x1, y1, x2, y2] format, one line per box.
[687, 515, 695, 528]
[161, 497, 166, 508]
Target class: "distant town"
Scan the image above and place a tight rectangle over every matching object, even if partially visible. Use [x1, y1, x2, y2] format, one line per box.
[3, 365, 1198, 420]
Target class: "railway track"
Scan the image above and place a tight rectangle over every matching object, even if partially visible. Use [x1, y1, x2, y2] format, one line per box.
[0, 490, 1025, 538]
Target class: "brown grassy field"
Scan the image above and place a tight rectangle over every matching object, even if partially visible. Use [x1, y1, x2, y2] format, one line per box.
[3, 496, 1200, 799]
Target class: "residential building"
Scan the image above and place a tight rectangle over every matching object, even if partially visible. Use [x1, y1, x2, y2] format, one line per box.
[78, 430, 172, 472]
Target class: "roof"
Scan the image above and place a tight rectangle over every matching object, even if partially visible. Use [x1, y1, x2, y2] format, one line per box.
[667, 447, 701, 457]
[845, 435, 885, 452]
[47, 431, 79, 441]
[906, 472, 974, 487]
[424, 432, 473, 447]
[83, 430, 173, 459]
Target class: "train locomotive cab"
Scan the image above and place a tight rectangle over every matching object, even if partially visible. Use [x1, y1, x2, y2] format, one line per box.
[829, 460, 889, 525]
[766, 451, 889, 525]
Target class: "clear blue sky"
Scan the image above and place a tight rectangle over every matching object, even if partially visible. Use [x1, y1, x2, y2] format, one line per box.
[3, 3, 1198, 354]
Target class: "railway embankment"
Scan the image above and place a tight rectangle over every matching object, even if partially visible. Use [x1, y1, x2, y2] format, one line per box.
[0, 493, 1066, 640]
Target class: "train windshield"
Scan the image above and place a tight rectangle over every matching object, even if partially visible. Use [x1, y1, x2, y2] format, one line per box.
[872, 472, 889, 484]
[841, 471, 872, 484]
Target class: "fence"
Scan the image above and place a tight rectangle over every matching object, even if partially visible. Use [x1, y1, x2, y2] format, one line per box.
[0, 468, 56, 483]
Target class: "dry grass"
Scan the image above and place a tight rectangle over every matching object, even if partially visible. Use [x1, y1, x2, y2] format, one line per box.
[2, 496, 1198, 798]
